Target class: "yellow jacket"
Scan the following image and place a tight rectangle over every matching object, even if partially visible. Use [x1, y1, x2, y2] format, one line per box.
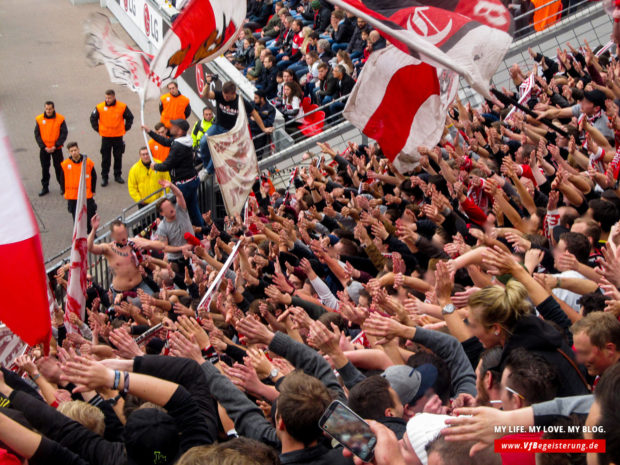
[127, 161, 170, 204]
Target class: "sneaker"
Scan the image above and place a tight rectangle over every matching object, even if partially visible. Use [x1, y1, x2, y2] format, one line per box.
[101, 178, 109, 187]
[198, 168, 208, 181]
[38, 187, 49, 196]
[115, 175, 125, 184]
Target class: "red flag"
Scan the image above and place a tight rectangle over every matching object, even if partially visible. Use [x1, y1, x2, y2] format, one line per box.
[64, 159, 89, 331]
[344, 46, 458, 171]
[328, 0, 512, 96]
[144, 0, 246, 100]
[0, 114, 51, 347]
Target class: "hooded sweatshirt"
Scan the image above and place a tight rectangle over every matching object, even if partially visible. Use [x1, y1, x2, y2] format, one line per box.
[149, 132, 196, 183]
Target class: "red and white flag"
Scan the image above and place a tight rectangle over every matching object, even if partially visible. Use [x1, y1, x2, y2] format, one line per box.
[64, 160, 89, 332]
[0, 114, 51, 348]
[344, 46, 458, 171]
[143, 0, 246, 100]
[84, 13, 154, 94]
[327, 0, 512, 97]
[209, 102, 259, 217]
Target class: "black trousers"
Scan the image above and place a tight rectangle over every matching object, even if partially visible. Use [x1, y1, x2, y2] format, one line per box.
[40, 148, 63, 188]
[67, 198, 97, 233]
[100, 136, 125, 179]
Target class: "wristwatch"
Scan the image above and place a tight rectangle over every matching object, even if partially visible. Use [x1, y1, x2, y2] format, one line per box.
[441, 303, 456, 316]
[269, 368, 280, 379]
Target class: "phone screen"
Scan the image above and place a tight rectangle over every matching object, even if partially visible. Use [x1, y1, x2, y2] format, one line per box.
[319, 400, 376, 461]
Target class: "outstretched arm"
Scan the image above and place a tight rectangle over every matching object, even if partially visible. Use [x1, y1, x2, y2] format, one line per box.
[87, 214, 107, 255]
[160, 179, 186, 210]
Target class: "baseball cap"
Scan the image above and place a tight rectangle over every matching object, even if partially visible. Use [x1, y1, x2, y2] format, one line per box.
[125, 408, 180, 465]
[583, 89, 606, 109]
[382, 364, 438, 406]
[406, 413, 451, 465]
[346, 280, 364, 304]
[169, 119, 189, 132]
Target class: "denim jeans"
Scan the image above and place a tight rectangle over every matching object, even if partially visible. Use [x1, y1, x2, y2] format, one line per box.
[199, 124, 229, 174]
[176, 177, 205, 230]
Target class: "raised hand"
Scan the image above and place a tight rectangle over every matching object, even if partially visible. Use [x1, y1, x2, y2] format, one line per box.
[176, 315, 210, 350]
[236, 316, 275, 345]
[109, 329, 144, 359]
[169, 331, 203, 364]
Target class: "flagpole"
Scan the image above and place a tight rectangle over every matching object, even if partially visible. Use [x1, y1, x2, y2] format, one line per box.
[140, 92, 156, 165]
[325, 0, 480, 95]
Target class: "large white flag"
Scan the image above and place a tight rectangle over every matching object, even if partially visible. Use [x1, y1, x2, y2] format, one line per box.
[84, 13, 153, 94]
[208, 102, 258, 217]
[65, 160, 89, 332]
[344, 46, 458, 172]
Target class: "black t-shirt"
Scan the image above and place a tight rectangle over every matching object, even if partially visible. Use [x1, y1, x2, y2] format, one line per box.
[214, 91, 254, 130]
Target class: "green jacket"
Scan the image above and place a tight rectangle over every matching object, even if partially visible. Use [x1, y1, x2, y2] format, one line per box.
[191, 118, 213, 148]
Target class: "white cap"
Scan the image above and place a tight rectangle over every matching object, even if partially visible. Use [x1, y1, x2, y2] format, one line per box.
[406, 413, 451, 465]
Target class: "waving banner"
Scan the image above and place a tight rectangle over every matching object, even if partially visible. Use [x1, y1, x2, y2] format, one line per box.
[326, 0, 513, 97]
[64, 160, 89, 332]
[0, 113, 51, 348]
[143, 0, 246, 100]
[84, 13, 153, 94]
[209, 102, 258, 217]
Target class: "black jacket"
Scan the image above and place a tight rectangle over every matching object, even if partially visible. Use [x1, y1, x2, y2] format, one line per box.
[347, 24, 372, 54]
[500, 314, 590, 397]
[7, 356, 215, 465]
[257, 65, 279, 99]
[313, 7, 332, 33]
[149, 132, 196, 182]
[335, 74, 356, 98]
[315, 73, 338, 100]
[333, 16, 354, 43]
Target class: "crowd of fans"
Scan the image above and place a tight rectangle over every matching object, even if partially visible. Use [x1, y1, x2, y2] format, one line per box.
[6, 2, 620, 465]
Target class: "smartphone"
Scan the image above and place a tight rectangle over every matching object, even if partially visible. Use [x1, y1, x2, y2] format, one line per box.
[318, 400, 377, 462]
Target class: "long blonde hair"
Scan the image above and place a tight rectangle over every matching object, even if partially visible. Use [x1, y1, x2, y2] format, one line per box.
[300, 26, 314, 54]
[468, 280, 531, 333]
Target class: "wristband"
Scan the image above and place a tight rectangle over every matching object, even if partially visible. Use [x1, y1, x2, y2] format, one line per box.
[122, 372, 130, 397]
[112, 370, 121, 390]
[30, 373, 41, 381]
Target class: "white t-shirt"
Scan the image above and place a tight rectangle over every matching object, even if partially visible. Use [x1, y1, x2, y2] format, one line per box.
[552, 269, 586, 313]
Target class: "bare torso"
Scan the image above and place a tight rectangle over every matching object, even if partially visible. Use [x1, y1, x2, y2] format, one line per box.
[104, 243, 143, 291]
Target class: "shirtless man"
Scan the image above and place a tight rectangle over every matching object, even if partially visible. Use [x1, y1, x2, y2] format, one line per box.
[88, 215, 155, 297]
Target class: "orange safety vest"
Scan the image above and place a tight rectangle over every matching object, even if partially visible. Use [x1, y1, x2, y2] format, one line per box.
[149, 138, 171, 163]
[61, 157, 95, 200]
[36, 113, 65, 148]
[96, 101, 127, 137]
[160, 93, 190, 128]
[531, 0, 561, 32]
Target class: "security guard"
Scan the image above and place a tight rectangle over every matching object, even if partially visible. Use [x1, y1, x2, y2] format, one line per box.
[34, 101, 67, 196]
[148, 123, 171, 162]
[60, 142, 97, 232]
[160, 81, 191, 129]
[128, 146, 171, 208]
[191, 107, 215, 149]
[90, 89, 134, 186]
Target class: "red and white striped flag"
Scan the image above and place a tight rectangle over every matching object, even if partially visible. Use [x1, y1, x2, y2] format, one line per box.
[0, 114, 51, 348]
[344, 46, 458, 171]
[327, 0, 512, 97]
[64, 159, 89, 332]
